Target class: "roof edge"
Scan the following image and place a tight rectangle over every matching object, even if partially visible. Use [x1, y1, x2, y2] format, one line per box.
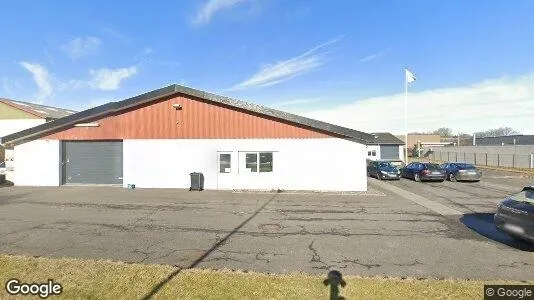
[1, 84, 374, 145]
[0, 100, 44, 119]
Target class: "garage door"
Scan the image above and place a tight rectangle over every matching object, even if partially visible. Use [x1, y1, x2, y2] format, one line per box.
[380, 145, 399, 160]
[62, 141, 123, 185]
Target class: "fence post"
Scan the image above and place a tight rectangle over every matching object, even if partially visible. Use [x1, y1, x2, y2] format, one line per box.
[474, 152, 477, 165]
[530, 153, 534, 169]
[464, 152, 466, 163]
[512, 154, 515, 168]
[485, 153, 488, 166]
[447, 152, 450, 161]
[497, 154, 500, 167]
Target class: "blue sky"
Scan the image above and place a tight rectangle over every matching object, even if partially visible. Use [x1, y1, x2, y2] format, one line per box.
[1, 0, 534, 134]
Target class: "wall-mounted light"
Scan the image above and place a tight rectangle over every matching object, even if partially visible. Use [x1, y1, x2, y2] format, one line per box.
[74, 123, 100, 127]
[172, 104, 182, 110]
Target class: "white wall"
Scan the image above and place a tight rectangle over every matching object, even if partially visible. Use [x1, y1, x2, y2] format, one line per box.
[124, 138, 367, 191]
[366, 145, 405, 162]
[366, 145, 380, 161]
[14, 140, 60, 186]
[1, 119, 47, 183]
[0, 119, 45, 138]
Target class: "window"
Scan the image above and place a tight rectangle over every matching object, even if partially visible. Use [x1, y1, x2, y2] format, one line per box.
[371, 150, 376, 156]
[245, 152, 274, 173]
[219, 153, 231, 173]
[246, 153, 258, 172]
[259, 152, 273, 172]
[378, 162, 394, 168]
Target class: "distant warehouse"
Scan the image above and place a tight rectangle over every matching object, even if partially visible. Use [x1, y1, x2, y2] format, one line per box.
[0, 84, 376, 191]
[474, 135, 534, 146]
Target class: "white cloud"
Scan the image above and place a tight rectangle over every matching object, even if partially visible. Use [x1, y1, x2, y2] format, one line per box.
[2, 78, 16, 95]
[193, 0, 250, 25]
[57, 66, 138, 91]
[58, 79, 87, 91]
[83, 98, 115, 110]
[18, 61, 54, 102]
[44, 49, 55, 65]
[273, 97, 322, 108]
[102, 27, 132, 43]
[299, 73, 534, 135]
[88, 66, 138, 90]
[60, 37, 102, 59]
[359, 51, 385, 63]
[229, 36, 343, 91]
[143, 47, 154, 55]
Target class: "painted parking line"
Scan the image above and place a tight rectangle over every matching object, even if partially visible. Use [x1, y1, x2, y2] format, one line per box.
[369, 179, 463, 216]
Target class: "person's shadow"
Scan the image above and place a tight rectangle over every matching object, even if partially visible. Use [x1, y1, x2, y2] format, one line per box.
[323, 270, 346, 300]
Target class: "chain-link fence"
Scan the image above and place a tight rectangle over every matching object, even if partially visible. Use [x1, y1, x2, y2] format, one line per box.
[429, 151, 534, 168]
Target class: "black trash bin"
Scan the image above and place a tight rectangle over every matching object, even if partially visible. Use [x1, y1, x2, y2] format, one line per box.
[189, 172, 204, 191]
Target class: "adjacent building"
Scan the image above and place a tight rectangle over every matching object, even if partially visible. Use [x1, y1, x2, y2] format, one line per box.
[473, 135, 534, 146]
[0, 99, 76, 182]
[1, 85, 375, 191]
[366, 132, 405, 161]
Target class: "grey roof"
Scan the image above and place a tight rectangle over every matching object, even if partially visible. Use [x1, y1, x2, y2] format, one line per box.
[475, 135, 534, 146]
[1, 84, 374, 145]
[0, 98, 76, 119]
[368, 132, 405, 145]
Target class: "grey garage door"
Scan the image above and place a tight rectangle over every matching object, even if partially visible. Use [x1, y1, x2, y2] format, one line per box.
[380, 145, 400, 160]
[62, 141, 123, 185]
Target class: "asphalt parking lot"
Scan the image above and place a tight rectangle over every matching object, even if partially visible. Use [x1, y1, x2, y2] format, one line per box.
[0, 168, 533, 281]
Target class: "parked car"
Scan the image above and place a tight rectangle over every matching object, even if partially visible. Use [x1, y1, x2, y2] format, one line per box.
[388, 160, 406, 169]
[400, 162, 446, 182]
[494, 186, 534, 243]
[367, 160, 400, 180]
[439, 162, 482, 182]
[0, 162, 5, 184]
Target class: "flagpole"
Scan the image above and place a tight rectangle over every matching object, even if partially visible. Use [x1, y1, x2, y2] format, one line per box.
[404, 69, 408, 164]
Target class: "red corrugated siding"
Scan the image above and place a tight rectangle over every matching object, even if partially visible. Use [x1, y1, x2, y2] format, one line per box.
[41, 95, 333, 140]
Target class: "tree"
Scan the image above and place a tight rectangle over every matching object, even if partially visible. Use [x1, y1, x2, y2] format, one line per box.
[432, 127, 453, 137]
[474, 127, 520, 138]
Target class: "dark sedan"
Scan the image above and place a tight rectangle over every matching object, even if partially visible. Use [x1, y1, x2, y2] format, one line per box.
[440, 162, 482, 182]
[367, 161, 400, 180]
[495, 186, 534, 243]
[400, 162, 446, 182]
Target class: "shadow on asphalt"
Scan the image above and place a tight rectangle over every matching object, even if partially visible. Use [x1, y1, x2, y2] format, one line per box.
[460, 213, 534, 252]
[140, 193, 280, 300]
[0, 193, 31, 205]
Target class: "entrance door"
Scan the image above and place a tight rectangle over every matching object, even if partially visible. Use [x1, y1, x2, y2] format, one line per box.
[217, 152, 233, 189]
[62, 141, 123, 185]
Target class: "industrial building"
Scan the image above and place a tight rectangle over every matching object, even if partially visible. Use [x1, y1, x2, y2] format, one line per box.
[473, 135, 534, 146]
[1, 85, 375, 191]
[0, 99, 76, 182]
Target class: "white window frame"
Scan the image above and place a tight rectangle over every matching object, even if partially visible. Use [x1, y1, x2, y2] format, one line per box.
[218, 152, 232, 174]
[243, 152, 274, 173]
